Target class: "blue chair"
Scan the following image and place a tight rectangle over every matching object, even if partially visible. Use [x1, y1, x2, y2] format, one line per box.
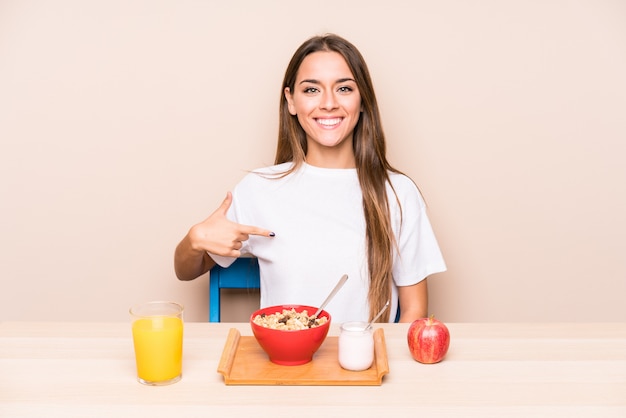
[209, 257, 260, 322]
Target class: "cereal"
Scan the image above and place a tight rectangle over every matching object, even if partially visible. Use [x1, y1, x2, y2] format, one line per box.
[252, 308, 328, 330]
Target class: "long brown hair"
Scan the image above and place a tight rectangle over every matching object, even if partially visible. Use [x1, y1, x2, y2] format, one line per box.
[276, 34, 401, 322]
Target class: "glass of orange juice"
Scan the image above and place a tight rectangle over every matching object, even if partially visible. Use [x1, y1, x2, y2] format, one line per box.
[129, 301, 184, 385]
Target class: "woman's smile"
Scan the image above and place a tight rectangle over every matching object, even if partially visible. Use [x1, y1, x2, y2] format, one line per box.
[316, 117, 343, 128]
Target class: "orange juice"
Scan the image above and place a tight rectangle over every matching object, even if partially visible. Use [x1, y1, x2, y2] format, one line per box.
[132, 316, 183, 384]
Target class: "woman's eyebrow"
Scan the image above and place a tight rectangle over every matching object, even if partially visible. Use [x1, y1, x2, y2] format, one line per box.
[298, 77, 356, 85]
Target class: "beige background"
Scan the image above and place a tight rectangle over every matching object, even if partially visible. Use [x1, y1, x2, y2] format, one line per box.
[1, 0, 625, 323]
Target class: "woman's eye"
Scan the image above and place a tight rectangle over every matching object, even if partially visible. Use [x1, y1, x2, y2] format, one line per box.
[338, 86, 353, 93]
[303, 87, 319, 94]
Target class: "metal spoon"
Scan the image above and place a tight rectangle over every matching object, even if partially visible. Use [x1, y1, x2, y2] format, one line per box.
[365, 300, 390, 330]
[308, 274, 349, 326]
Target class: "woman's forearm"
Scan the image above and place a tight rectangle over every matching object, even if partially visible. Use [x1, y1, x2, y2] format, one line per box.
[174, 235, 215, 281]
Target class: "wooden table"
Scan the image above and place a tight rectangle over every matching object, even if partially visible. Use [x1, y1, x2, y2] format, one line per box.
[1, 322, 625, 417]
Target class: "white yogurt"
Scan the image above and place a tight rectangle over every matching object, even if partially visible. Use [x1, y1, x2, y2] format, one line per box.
[338, 321, 374, 371]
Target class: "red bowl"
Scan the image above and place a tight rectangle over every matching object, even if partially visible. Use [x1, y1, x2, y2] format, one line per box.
[250, 305, 331, 366]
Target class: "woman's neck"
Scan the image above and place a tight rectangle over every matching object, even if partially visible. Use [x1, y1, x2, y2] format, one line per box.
[305, 141, 356, 169]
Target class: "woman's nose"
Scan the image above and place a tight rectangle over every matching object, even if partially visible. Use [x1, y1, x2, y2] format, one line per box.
[319, 90, 338, 110]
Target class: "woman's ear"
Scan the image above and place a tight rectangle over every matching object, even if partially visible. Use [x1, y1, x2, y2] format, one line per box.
[285, 87, 297, 116]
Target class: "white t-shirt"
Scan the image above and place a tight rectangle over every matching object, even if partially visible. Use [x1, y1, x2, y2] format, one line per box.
[209, 162, 446, 323]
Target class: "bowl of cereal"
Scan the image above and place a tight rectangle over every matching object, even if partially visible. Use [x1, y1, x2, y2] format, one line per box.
[250, 304, 331, 366]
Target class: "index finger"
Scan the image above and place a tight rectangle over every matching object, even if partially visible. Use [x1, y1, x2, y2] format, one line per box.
[239, 224, 275, 238]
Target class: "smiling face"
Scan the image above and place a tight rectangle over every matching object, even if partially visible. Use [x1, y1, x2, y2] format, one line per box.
[284, 51, 362, 168]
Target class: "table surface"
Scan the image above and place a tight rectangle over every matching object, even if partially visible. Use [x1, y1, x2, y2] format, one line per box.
[1, 321, 625, 417]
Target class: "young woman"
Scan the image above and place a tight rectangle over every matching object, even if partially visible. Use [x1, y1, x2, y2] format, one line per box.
[174, 34, 446, 323]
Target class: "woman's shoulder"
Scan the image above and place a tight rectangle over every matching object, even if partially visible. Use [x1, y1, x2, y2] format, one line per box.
[250, 162, 294, 175]
[237, 162, 294, 178]
[388, 170, 418, 190]
[387, 171, 426, 206]
[235, 162, 295, 186]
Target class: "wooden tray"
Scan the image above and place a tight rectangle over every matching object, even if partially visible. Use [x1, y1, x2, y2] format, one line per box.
[217, 328, 389, 385]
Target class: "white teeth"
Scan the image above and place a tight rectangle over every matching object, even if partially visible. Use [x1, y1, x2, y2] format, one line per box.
[317, 118, 341, 126]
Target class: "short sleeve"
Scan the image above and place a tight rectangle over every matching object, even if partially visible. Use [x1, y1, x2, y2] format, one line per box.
[390, 175, 446, 286]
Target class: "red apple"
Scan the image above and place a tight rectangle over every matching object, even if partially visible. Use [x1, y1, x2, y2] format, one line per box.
[407, 315, 450, 363]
